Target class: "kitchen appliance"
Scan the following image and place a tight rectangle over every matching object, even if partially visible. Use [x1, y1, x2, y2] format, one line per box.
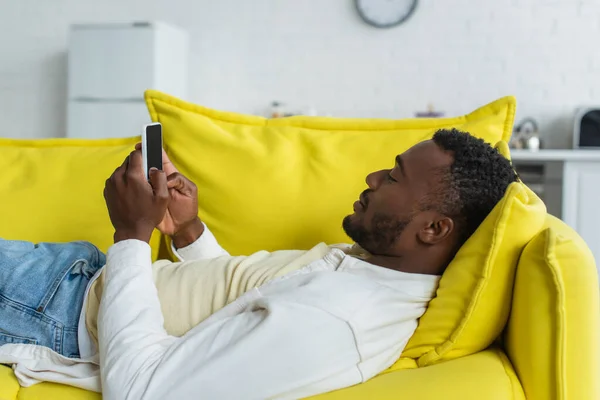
[511, 118, 542, 150]
[573, 107, 600, 148]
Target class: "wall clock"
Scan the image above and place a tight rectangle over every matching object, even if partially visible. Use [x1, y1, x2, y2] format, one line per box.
[355, 0, 418, 29]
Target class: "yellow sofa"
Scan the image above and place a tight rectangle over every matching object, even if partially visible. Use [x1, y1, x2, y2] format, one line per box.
[1, 95, 598, 398]
[1, 216, 598, 400]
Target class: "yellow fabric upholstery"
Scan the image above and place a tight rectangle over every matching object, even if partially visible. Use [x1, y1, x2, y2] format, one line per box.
[0, 365, 100, 400]
[399, 182, 546, 367]
[310, 348, 525, 400]
[0, 348, 525, 400]
[494, 139, 511, 158]
[505, 215, 600, 400]
[0, 137, 161, 258]
[0, 364, 20, 400]
[144, 90, 515, 256]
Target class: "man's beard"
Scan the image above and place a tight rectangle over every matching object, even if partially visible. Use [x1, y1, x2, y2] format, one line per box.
[342, 212, 411, 255]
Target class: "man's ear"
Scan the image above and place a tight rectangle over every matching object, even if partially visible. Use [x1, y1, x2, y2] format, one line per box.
[417, 215, 454, 245]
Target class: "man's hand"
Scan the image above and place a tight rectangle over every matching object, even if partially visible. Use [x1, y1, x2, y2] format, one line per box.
[134, 143, 204, 248]
[104, 149, 169, 243]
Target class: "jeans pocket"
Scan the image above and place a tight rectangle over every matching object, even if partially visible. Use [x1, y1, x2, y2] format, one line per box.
[0, 329, 38, 345]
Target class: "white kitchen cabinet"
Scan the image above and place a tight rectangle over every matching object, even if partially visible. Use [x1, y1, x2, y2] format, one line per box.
[67, 22, 188, 138]
[512, 150, 600, 272]
[563, 161, 600, 267]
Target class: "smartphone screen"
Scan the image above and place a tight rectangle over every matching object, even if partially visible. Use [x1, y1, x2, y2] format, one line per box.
[145, 123, 163, 178]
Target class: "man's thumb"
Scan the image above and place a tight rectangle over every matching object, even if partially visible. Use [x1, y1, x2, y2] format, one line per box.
[166, 172, 194, 195]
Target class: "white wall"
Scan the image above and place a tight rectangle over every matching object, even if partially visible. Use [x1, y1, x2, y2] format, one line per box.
[1, 0, 599, 148]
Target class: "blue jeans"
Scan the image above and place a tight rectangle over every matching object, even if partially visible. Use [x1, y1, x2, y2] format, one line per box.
[0, 239, 105, 358]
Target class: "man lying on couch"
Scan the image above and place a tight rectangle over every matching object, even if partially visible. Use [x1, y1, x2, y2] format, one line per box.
[0, 129, 517, 399]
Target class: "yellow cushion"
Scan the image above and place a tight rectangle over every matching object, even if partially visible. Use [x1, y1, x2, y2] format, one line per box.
[309, 348, 525, 400]
[145, 90, 516, 256]
[398, 182, 547, 366]
[0, 138, 161, 258]
[505, 215, 600, 400]
[494, 139, 511, 159]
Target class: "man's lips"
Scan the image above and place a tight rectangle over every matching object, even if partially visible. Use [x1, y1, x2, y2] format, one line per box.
[359, 192, 368, 208]
[353, 193, 368, 212]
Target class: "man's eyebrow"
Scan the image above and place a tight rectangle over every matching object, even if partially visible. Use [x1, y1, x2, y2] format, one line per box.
[395, 155, 406, 177]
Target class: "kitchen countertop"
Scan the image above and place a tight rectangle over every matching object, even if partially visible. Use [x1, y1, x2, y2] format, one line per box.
[511, 149, 600, 161]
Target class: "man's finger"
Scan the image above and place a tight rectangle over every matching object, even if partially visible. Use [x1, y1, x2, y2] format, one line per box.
[118, 153, 129, 171]
[149, 168, 169, 201]
[103, 179, 111, 200]
[127, 150, 145, 178]
[135, 142, 141, 150]
[110, 163, 127, 185]
[122, 155, 130, 183]
[162, 149, 178, 175]
[166, 172, 185, 189]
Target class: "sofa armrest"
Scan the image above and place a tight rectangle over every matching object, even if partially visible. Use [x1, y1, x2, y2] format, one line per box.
[506, 216, 600, 400]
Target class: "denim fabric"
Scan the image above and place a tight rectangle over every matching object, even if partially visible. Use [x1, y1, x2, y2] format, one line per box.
[0, 239, 105, 358]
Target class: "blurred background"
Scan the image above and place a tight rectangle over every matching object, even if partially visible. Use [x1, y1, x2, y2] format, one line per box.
[1, 0, 599, 148]
[2, 0, 600, 267]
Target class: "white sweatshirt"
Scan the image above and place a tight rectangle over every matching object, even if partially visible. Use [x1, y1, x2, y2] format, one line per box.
[0, 228, 439, 399]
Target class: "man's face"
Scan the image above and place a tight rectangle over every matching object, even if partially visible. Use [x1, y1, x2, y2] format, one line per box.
[343, 140, 454, 255]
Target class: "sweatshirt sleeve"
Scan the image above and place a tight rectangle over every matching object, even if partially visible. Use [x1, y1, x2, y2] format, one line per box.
[98, 240, 362, 400]
[170, 223, 230, 261]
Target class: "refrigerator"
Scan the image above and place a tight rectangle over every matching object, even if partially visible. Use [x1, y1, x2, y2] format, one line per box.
[67, 22, 188, 139]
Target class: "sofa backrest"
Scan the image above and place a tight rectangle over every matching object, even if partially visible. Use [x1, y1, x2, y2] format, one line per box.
[505, 215, 600, 400]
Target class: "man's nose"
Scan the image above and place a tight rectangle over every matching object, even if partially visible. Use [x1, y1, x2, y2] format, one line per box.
[366, 170, 384, 189]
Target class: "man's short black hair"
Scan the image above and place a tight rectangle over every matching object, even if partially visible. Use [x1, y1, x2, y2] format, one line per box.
[429, 128, 519, 245]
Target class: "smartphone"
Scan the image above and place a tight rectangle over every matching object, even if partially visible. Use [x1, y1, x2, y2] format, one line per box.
[142, 123, 163, 180]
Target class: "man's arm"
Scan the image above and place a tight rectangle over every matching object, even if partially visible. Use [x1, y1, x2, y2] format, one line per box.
[101, 149, 360, 398]
[99, 241, 361, 400]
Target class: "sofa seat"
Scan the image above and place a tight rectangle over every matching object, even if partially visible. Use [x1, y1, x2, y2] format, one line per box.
[0, 347, 523, 400]
[311, 347, 524, 400]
